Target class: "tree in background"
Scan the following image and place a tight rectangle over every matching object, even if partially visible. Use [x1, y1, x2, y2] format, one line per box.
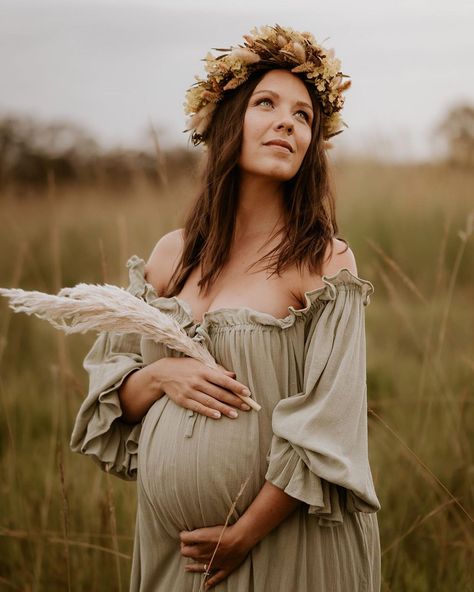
[435, 102, 474, 168]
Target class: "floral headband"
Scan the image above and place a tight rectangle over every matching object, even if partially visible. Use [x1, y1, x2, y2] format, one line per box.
[183, 24, 351, 146]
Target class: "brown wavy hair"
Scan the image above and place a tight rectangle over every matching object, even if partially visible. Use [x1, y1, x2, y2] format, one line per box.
[162, 68, 347, 298]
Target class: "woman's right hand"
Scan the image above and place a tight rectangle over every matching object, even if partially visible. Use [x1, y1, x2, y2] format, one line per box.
[152, 357, 252, 420]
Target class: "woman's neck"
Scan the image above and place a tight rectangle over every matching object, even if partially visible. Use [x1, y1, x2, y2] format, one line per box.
[234, 173, 286, 241]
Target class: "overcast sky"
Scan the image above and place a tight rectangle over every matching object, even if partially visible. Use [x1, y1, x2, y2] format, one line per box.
[1, 0, 473, 161]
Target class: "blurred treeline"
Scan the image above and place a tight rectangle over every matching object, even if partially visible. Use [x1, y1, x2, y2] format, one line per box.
[0, 114, 199, 194]
[1, 101, 474, 195]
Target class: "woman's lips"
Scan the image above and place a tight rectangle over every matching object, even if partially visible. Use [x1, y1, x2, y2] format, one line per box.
[264, 143, 292, 153]
[264, 140, 293, 152]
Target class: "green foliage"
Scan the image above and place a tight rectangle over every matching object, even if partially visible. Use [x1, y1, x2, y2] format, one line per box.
[0, 161, 472, 590]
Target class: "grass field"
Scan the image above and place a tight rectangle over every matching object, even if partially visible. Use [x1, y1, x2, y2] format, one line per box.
[0, 159, 473, 591]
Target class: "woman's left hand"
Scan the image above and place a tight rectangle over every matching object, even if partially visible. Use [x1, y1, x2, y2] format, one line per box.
[179, 523, 250, 589]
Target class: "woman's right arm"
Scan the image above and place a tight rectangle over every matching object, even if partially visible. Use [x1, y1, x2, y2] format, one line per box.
[118, 356, 252, 425]
[117, 362, 165, 424]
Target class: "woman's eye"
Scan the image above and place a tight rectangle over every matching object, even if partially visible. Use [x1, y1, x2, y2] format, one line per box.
[296, 110, 310, 122]
[257, 98, 273, 107]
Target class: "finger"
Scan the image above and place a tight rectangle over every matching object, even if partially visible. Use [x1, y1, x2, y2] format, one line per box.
[194, 391, 242, 419]
[204, 371, 252, 408]
[184, 562, 213, 573]
[204, 383, 251, 412]
[180, 545, 203, 559]
[179, 529, 207, 544]
[180, 529, 215, 549]
[185, 398, 222, 420]
[216, 364, 236, 377]
[205, 370, 252, 400]
[180, 539, 213, 554]
[204, 569, 228, 589]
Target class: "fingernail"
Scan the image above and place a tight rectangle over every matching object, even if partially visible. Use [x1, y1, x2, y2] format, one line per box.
[241, 403, 251, 410]
[213, 411, 221, 418]
[242, 388, 251, 396]
[229, 410, 238, 418]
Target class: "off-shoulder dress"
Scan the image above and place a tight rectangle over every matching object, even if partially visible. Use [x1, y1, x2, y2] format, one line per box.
[71, 254, 381, 592]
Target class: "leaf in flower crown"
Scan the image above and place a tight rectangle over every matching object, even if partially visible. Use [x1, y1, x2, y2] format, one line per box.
[338, 80, 352, 92]
[195, 114, 209, 136]
[291, 62, 314, 74]
[243, 34, 258, 47]
[292, 41, 306, 62]
[229, 47, 261, 64]
[201, 101, 217, 117]
[301, 31, 317, 44]
[223, 77, 243, 91]
[210, 78, 224, 94]
[202, 90, 219, 102]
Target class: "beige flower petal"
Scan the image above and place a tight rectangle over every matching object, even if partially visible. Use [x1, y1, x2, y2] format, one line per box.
[230, 47, 261, 64]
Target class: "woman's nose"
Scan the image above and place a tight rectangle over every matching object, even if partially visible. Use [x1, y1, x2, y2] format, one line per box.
[274, 116, 294, 134]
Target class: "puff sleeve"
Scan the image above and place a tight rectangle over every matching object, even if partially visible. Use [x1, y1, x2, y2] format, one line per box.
[265, 273, 381, 526]
[69, 256, 154, 481]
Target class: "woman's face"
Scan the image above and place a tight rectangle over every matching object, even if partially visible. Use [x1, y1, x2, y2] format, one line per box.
[238, 69, 314, 182]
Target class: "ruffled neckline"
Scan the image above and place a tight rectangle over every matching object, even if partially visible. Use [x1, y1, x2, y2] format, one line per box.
[126, 254, 375, 330]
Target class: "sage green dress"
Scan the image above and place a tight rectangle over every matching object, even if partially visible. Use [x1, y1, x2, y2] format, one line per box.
[71, 254, 381, 591]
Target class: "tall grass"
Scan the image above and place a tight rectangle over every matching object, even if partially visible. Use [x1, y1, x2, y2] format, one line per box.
[0, 159, 473, 591]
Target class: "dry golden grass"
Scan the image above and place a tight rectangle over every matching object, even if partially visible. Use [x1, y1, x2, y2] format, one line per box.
[0, 159, 473, 591]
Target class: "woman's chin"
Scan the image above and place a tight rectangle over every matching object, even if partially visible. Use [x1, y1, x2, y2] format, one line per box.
[265, 167, 297, 182]
[240, 164, 297, 183]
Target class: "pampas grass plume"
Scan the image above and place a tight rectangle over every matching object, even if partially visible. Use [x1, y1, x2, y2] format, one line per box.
[0, 283, 261, 412]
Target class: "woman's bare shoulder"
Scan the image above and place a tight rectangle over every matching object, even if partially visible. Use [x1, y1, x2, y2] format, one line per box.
[322, 238, 358, 276]
[299, 238, 358, 295]
[144, 228, 184, 295]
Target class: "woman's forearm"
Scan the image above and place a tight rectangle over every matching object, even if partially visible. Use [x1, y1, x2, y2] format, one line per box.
[118, 361, 165, 423]
[233, 481, 302, 549]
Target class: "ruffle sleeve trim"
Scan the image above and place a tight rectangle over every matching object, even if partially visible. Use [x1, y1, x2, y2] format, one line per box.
[70, 263, 146, 481]
[265, 437, 381, 527]
[70, 364, 142, 481]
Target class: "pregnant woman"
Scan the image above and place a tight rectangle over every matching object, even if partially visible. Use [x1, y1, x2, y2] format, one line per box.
[71, 25, 381, 591]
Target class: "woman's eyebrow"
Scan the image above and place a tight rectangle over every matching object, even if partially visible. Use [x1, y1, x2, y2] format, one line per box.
[295, 100, 313, 111]
[252, 89, 313, 111]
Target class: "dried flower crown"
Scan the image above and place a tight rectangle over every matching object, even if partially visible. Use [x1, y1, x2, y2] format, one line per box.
[184, 24, 351, 146]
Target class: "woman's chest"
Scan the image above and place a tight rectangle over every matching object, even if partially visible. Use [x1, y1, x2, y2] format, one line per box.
[175, 255, 307, 324]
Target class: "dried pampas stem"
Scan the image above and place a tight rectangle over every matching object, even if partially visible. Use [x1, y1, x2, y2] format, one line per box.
[0, 284, 261, 412]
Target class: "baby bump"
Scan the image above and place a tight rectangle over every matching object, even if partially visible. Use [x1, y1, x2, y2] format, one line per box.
[137, 396, 266, 534]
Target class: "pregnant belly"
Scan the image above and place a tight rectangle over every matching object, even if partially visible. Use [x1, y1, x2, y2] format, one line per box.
[137, 397, 268, 534]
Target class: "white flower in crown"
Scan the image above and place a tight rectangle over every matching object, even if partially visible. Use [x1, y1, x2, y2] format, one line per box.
[183, 24, 351, 146]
